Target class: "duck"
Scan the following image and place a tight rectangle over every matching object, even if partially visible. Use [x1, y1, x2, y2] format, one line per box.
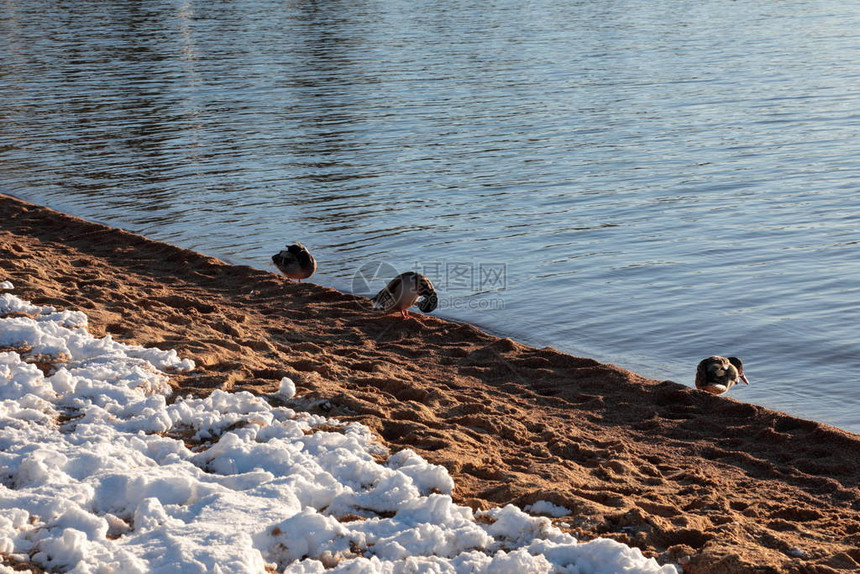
[371, 272, 438, 318]
[695, 356, 750, 395]
[272, 243, 316, 282]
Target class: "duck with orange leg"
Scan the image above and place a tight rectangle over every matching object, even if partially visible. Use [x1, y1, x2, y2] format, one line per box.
[371, 272, 438, 319]
[272, 243, 316, 282]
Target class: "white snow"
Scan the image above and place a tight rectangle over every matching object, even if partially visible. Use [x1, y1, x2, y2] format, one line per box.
[276, 376, 297, 400]
[525, 500, 572, 518]
[0, 290, 677, 573]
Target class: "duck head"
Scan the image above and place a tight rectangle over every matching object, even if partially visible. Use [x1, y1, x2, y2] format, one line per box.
[727, 356, 750, 385]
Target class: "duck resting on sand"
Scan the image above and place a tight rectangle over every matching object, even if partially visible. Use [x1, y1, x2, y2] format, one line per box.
[272, 243, 316, 282]
[695, 356, 750, 395]
[371, 272, 438, 319]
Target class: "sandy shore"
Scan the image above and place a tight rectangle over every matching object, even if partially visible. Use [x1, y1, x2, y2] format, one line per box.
[2, 193, 859, 573]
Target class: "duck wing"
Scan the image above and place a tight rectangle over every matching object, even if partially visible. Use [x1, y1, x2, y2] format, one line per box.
[272, 249, 299, 271]
[695, 356, 736, 394]
[371, 274, 403, 312]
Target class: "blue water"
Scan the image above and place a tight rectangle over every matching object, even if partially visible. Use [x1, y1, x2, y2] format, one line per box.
[2, 0, 859, 433]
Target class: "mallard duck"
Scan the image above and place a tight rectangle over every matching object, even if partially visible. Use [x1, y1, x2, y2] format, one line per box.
[371, 272, 438, 318]
[272, 243, 316, 282]
[695, 356, 749, 395]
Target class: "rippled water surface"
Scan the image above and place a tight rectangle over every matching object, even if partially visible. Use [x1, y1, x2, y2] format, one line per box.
[2, 0, 859, 432]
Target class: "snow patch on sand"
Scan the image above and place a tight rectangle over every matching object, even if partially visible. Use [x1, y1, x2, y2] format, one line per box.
[0, 290, 676, 573]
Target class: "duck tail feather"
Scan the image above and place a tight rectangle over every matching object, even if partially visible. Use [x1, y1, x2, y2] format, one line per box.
[371, 289, 393, 311]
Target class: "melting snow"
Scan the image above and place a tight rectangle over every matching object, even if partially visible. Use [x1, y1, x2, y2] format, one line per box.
[0, 289, 676, 573]
[525, 501, 572, 519]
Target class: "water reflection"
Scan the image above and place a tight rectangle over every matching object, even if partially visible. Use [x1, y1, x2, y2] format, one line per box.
[1, 0, 860, 433]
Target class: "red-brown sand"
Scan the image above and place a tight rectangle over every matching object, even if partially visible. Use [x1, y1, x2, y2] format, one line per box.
[2, 193, 859, 573]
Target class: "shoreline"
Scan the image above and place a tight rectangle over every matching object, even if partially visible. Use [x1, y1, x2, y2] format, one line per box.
[2, 193, 859, 573]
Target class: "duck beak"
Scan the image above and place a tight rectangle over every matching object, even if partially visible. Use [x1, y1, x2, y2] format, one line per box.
[740, 374, 750, 385]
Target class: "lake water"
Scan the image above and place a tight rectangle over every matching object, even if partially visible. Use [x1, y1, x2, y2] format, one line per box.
[2, 0, 859, 433]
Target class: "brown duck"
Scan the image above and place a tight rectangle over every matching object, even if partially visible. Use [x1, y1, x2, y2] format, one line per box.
[272, 243, 316, 282]
[371, 272, 438, 318]
[695, 356, 750, 395]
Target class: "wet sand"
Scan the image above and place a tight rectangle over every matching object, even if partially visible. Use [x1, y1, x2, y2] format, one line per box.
[2, 193, 859, 573]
